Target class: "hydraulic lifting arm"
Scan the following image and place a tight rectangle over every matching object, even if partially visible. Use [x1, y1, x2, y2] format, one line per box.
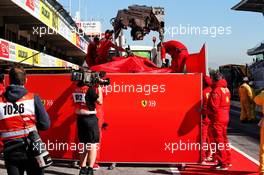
[111, 5, 165, 41]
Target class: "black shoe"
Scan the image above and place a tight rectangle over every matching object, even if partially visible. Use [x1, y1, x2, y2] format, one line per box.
[211, 162, 222, 169]
[87, 167, 94, 175]
[247, 119, 255, 123]
[241, 120, 247, 123]
[215, 165, 229, 170]
[79, 167, 88, 175]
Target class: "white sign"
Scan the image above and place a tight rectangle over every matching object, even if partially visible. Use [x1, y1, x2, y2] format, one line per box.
[76, 21, 102, 35]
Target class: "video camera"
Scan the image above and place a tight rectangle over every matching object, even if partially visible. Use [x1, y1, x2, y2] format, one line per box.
[71, 69, 110, 87]
[27, 131, 53, 168]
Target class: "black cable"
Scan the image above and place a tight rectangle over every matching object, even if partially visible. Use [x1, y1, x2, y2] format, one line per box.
[19, 52, 41, 64]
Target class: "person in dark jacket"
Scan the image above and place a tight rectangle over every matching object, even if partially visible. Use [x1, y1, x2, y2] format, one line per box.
[0, 65, 50, 175]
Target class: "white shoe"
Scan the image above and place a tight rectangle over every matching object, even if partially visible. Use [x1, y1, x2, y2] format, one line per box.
[214, 165, 229, 171]
[201, 161, 217, 166]
[227, 163, 232, 168]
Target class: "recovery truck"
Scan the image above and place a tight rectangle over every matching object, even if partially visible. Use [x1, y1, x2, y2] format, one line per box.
[1, 3, 205, 170]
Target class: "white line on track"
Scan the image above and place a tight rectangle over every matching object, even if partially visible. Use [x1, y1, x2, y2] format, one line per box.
[231, 145, 260, 166]
[170, 167, 181, 175]
[168, 146, 258, 175]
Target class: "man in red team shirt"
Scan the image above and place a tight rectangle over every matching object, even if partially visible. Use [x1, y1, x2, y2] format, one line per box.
[201, 75, 213, 164]
[95, 30, 125, 64]
[159, 40, 189, 73]
[208, 72, 231, 170]
[85, 37, 100, 67]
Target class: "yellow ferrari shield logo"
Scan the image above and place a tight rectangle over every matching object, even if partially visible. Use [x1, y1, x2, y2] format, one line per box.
[141, 100, 147, 107]
[41, 100, 46, 106]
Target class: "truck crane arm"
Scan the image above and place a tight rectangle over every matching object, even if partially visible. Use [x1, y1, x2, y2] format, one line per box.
[111, 5, 165, 41]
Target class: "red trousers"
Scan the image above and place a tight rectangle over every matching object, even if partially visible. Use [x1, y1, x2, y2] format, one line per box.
[171, 51, 188, 73]
[201, 117, 213, 160]
[211, 121, 231, 165]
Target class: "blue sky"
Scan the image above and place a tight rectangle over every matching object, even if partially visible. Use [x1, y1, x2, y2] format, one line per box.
[59, 0, 264, 68]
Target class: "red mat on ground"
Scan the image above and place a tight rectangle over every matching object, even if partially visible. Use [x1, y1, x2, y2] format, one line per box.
[179, 149, 258, 175]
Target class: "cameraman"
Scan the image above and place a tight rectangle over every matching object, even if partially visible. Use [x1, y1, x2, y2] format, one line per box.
[73, 81, 102, 175]
[0, 65, 50, 175]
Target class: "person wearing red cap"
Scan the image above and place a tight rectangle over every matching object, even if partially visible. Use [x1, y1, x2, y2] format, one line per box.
[201, 75, 213, 164]
[208, 72, 231, 170]
[160, 40, 189, 72]
[95, 30, 125, 65]
[85, 37, 100, 67]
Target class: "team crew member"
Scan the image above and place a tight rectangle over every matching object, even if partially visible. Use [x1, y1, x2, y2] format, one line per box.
[72, 81, 103, 175]
[253, 90, 264, 175]
[208, 72, 231, 170]
[160, 40, 189, 73]
[238, 77, 256, 123]
[85, 37, 100, 67]
[201, 75, 213, 163]
[0, 65, 50, 175]
[95, 30, 125, 64]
